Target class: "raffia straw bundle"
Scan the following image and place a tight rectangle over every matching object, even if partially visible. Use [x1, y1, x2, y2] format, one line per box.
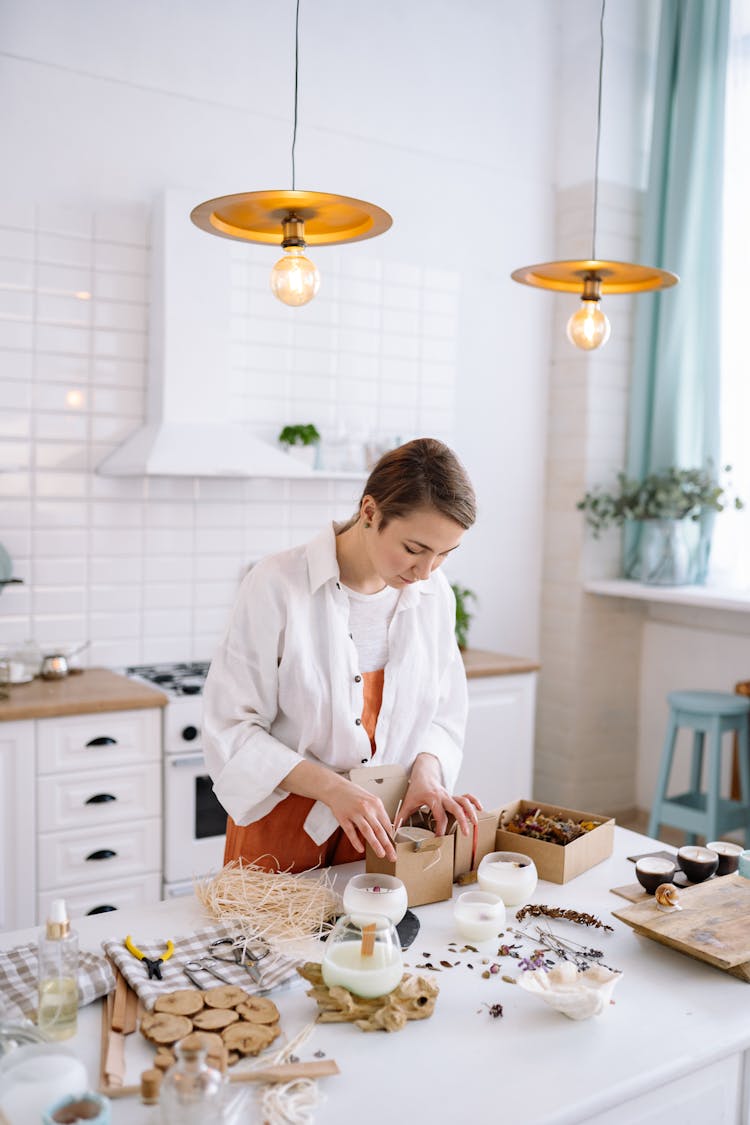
[196, 860, 341, 947]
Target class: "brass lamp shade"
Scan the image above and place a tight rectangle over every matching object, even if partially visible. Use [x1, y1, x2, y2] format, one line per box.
[511, 259, 679, 295]
[190, 189, 393, 247]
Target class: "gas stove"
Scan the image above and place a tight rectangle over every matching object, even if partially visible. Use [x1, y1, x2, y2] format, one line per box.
[126, 661, 210, 698]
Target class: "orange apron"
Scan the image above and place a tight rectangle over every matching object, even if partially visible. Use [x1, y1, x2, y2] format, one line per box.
[223, 668, 385, 873]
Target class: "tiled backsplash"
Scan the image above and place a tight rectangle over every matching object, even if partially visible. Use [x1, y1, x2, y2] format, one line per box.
[0, 200, 459, 667]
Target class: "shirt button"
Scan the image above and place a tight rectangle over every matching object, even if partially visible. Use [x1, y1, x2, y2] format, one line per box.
[361, 758, 369, 764]
[354, 674, 362, 683]
[355, 718, 362, 726]
[336, 581, 341, 590]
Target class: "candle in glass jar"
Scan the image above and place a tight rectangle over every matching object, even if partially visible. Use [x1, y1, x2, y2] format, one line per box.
[322, 915, 403, 999]
[342, 873, 408, 925]
[477, 851, 538, 907]
[453, 891, 505, 942]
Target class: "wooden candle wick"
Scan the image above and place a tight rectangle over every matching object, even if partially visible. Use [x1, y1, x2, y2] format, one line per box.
[391, 799, 403, 839]
[360, 922, 376, 957]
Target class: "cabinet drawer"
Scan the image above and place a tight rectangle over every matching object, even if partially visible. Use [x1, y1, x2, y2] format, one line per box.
[38, 818, 161, 891]
[37, 873, 163, 924]
[38, 763, 161, 831]
[37, 709, 161, 775]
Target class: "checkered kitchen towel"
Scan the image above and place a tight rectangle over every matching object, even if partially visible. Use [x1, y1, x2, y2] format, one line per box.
[0, 943, 115, 1022]
[101, 924, 300, 1011]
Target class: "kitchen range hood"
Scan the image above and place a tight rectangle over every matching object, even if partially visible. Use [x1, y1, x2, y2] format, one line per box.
[97, 190, 311, 479]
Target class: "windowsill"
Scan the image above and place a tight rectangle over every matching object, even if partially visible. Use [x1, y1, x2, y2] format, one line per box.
[584, 578, 750, 614]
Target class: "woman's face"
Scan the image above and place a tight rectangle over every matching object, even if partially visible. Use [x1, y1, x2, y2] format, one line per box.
[364, 502, 466, 588]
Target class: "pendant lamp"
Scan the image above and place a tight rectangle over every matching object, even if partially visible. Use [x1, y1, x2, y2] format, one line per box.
[191, 0, 392, 306]
[511, 0, 677, 350]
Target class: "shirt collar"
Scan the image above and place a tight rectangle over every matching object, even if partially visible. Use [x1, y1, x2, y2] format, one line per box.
[305, 522, 437, 603]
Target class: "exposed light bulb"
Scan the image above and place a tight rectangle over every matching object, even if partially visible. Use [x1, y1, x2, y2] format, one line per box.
[566, 299, 611, 350]
[270, 246, 320, 307]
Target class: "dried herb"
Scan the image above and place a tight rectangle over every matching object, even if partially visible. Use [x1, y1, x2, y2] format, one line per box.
[482, 970, 491, 979]
[439, 960, 454, 969]
[501, 975, 516, 984]
[486, 1002, 504, 1018]
[515, 904, 613, 932]
[504, 807, 599, 845]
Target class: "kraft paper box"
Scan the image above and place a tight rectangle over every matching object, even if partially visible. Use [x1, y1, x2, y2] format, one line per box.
[452, 807, 503, 879]
[349, 765, 455, 908]
[494, 799, 615, 884]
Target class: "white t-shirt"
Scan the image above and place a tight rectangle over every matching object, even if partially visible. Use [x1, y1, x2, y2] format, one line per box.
[341, 582, 401, 673]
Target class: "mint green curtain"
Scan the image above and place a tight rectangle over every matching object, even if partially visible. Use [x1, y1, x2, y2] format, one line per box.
[624, 0, 729, 575]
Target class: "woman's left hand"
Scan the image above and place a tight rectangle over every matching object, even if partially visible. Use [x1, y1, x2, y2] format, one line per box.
[398, 752, 482, 837]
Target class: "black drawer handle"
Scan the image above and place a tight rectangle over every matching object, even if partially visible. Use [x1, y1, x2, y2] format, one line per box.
[85, 848, 117, 861]
[86, 736, 117, 747]
[85, 793, 116, 805]
[87, 905, 117, 915]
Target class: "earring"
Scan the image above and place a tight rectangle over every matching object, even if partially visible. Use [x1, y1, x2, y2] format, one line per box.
[363, 521, 371, 529]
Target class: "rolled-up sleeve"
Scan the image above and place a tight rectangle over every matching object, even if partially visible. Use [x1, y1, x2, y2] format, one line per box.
[202, 564, 303, 825]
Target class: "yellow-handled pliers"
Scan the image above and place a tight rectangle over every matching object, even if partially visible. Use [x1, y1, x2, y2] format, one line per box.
[124, 935, 175, 980]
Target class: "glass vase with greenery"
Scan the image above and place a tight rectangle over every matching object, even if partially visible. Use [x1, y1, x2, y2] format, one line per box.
[576, 465, 743, 538]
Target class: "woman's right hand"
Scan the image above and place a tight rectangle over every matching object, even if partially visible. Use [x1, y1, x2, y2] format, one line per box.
[323, 775, 398, 862]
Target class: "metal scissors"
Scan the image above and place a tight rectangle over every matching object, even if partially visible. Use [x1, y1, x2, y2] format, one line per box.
[180, 956, 238, 989]
[207, 936, 270, 985]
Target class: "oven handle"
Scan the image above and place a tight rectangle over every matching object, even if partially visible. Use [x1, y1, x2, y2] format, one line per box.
[170, 754, 206, 768]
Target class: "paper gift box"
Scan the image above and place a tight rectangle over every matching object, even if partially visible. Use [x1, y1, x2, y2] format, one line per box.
[349, 765, 455, 907]
[494, 799, 615, 884]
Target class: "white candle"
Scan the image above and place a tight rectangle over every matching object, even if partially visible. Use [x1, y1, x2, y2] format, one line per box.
[477, 851, 538, 907]
[322, 940, 404, 998]
[0, 1045, 88, 1125]
[342, 873, 408, 925]
[322, 914, 404, 999]
[453, 891, 505, 942]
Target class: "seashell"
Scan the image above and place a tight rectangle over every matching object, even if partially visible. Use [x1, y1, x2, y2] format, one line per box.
[517, 962, 622, 1020]
[654, 883, 681, 911]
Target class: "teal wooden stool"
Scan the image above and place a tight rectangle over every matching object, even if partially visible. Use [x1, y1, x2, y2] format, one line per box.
[648, 690, 750, 845]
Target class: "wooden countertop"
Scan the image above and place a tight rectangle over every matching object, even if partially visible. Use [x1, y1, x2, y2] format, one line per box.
[0, 667, 167, 721]
[461, 647, 539, 678]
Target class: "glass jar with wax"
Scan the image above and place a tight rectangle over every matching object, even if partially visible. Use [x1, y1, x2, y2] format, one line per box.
[342, 874, 408, 925]
[477, 851, 538, 907]
[454, 891, 505, 942]
[322, 915, 403, 999]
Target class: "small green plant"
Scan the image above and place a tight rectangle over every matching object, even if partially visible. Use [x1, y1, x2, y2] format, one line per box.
[278, 423, 321, 448]
[451, 583, 477, 650]
[577, 465, 743, 538]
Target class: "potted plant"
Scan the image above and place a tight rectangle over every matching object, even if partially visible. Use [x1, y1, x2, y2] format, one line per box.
[277, 423, 321, 468]
[451, 583, 477, 650]
[577, 465, 743, 585]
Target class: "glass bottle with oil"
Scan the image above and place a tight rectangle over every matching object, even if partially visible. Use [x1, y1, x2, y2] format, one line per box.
[37, 899, 79, 1040]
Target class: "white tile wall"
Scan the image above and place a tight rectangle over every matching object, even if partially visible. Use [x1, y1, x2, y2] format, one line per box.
[0, 200, 459, 666]
[533, 181, 644, 814]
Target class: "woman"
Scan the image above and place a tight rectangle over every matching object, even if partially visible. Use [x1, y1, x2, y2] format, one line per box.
[203, 437, 481, 873]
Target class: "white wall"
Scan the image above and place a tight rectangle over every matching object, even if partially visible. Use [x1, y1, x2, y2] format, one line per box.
[0, 0, 556, 666]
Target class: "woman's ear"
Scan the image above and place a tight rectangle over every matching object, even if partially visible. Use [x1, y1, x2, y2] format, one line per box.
[360, 495, 378, 527]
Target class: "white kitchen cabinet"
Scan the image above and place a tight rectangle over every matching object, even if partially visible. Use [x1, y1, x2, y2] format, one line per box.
[0, 721, 36, 931]
[35, 708, 163, 923]
[455, 672, 537, 808]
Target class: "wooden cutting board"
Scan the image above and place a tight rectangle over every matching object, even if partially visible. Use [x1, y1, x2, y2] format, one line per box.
[612, 873, 750, 981]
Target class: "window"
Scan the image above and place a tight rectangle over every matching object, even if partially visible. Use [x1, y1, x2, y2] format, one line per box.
[713, 3, 750, 587]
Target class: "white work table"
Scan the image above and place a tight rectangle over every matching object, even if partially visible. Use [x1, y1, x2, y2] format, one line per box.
[2, 827, 749, 1125]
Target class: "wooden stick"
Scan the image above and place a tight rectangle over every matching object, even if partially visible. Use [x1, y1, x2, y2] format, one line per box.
[360, 922, 376, 957]
[229, 1059, 340, 1084]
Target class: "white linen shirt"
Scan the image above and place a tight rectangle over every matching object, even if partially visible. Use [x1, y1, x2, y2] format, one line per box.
[202, 523, 468, 845]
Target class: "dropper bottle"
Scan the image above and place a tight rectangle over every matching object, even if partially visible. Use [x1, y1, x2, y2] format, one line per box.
[37, 898, 79, 1040]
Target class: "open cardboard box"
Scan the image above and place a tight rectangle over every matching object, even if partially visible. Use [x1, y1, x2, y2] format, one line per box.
[494, 799, 615, 883]
[349, 765, 455, 907]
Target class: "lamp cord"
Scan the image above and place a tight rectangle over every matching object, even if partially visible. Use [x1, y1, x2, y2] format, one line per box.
[291, 0, 301, 190]
[591, 0, 605, 261]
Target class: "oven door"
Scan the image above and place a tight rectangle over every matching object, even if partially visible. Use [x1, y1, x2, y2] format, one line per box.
[163, 751, 227, 887]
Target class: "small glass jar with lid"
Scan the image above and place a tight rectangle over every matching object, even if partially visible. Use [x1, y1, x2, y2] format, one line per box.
[160, 1034, 225, 1124]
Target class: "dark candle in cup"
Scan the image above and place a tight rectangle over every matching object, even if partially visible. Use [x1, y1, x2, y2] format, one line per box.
[677, 845, 719, 883]
[706, 841, 743, 876]
[635, 856, 677, 894]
